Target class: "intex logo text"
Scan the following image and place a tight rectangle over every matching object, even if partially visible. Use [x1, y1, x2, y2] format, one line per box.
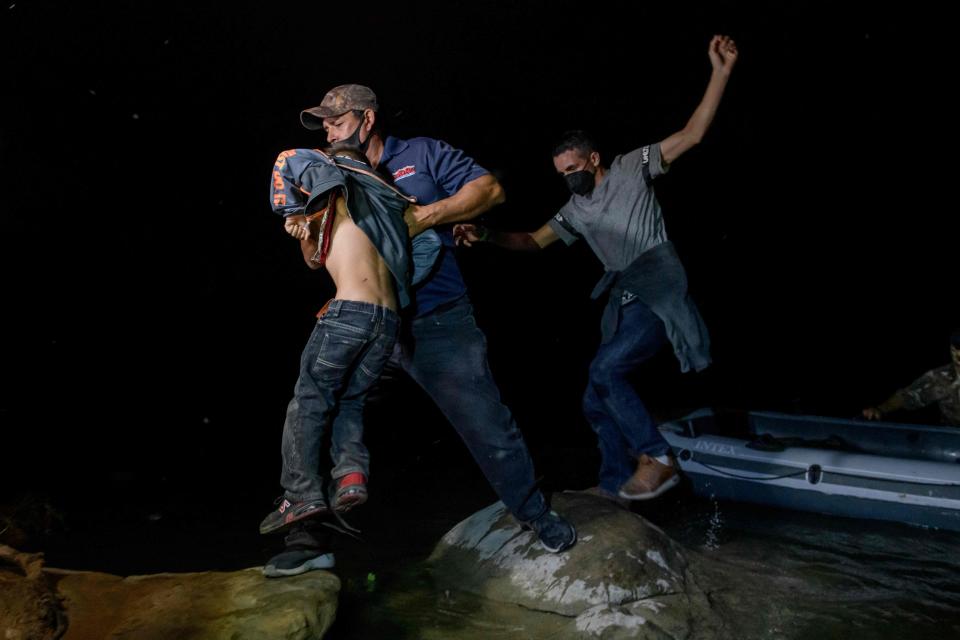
[694, 440, 736, 456]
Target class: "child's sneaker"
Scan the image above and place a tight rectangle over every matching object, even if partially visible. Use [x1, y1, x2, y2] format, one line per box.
[334, 472, 368, 512]
[259, 496, 329, 535]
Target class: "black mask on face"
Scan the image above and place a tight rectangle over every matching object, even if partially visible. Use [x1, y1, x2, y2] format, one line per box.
[338, 115, 371, 153]
[564, 168, 595, 196]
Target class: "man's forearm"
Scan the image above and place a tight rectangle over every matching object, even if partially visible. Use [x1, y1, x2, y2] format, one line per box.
[661, 68, 731, 164]
[485, 230, 541, 252]
[415, 174, 505, 228]
[686, 69, 731, 143]
[877, 391, 906, 415]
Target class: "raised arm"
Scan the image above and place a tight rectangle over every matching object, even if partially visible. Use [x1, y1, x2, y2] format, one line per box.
[659, 34, 738, 165]
[404, 173, 505, 237]
[453, 221, 561, 251]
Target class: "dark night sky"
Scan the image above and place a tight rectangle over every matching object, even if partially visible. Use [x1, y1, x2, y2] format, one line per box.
[1, 1, 956, 471]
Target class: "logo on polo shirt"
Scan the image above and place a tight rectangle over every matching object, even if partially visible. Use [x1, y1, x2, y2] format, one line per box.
[392, 165, 416, 181]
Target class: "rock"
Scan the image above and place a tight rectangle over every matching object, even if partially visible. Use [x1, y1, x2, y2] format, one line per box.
[0, 545, 67, 640]
[52, 567, 340, 640]
[1, 545, 340, 640]
[427, 492, 728, 639]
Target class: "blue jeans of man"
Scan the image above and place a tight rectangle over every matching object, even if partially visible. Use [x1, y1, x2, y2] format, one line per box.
[393, 296, 547, 523]
[583, 298, 672, 495]
[280, 300, 399, 502]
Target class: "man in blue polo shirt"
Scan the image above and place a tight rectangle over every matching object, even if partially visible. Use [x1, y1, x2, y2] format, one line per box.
[263, 84, 576, 577]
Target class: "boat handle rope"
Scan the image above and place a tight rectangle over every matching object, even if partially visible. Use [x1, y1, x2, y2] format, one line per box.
[689, 457, 809, 481]
[687, 454, 960, 487]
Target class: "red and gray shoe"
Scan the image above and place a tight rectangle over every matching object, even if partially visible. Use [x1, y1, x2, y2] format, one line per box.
[333, 472, 368, 512]
[259, 496, 329, 535]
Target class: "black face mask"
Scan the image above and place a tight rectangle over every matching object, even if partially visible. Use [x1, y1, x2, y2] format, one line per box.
[564, 168, 595, 196]
[338, 116, 371, 153]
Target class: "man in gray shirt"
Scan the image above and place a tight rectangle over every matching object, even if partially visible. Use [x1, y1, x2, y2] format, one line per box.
[455, 34, 738, 502]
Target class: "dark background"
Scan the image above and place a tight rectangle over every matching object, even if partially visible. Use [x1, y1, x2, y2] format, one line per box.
[2, 1, 956, 479]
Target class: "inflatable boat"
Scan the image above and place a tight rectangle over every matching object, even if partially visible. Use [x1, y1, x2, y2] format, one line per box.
[659, 409, 960, 531]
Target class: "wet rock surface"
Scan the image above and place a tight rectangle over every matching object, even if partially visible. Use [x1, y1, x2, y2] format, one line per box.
[428, 492, 729, 639]
[1, 544, 340, 640]
[0, 545, 66, 640]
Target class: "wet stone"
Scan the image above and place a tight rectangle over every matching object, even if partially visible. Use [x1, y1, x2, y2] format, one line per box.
[427, 492, 728, 639]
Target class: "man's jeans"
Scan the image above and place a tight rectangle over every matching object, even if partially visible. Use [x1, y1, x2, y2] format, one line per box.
[394, 296, 547, 523]
[582, 298, 672, 495]
[280, 300, 399, 502]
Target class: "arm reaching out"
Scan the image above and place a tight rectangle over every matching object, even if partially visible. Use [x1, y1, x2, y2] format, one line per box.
[405, 174, 506, 237]
[454, 222, 561, 251]
[863, 392, 905, 421]
[659, 34, 738, 165]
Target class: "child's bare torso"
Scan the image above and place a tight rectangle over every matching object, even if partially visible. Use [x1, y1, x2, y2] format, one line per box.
[324, 196, 398, 311]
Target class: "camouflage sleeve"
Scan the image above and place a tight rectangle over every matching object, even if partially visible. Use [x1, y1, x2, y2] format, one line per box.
[900, 369, 953, 410]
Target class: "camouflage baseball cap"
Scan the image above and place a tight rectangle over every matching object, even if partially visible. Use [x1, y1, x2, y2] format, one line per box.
[300, 84, 378, 130]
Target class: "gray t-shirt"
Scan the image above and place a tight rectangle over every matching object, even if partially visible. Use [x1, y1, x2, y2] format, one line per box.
[548, 143, 669, 271]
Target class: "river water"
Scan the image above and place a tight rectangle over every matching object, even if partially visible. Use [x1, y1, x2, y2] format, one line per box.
[18, 439, 960, 640]
[320, 487, 960, 639]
